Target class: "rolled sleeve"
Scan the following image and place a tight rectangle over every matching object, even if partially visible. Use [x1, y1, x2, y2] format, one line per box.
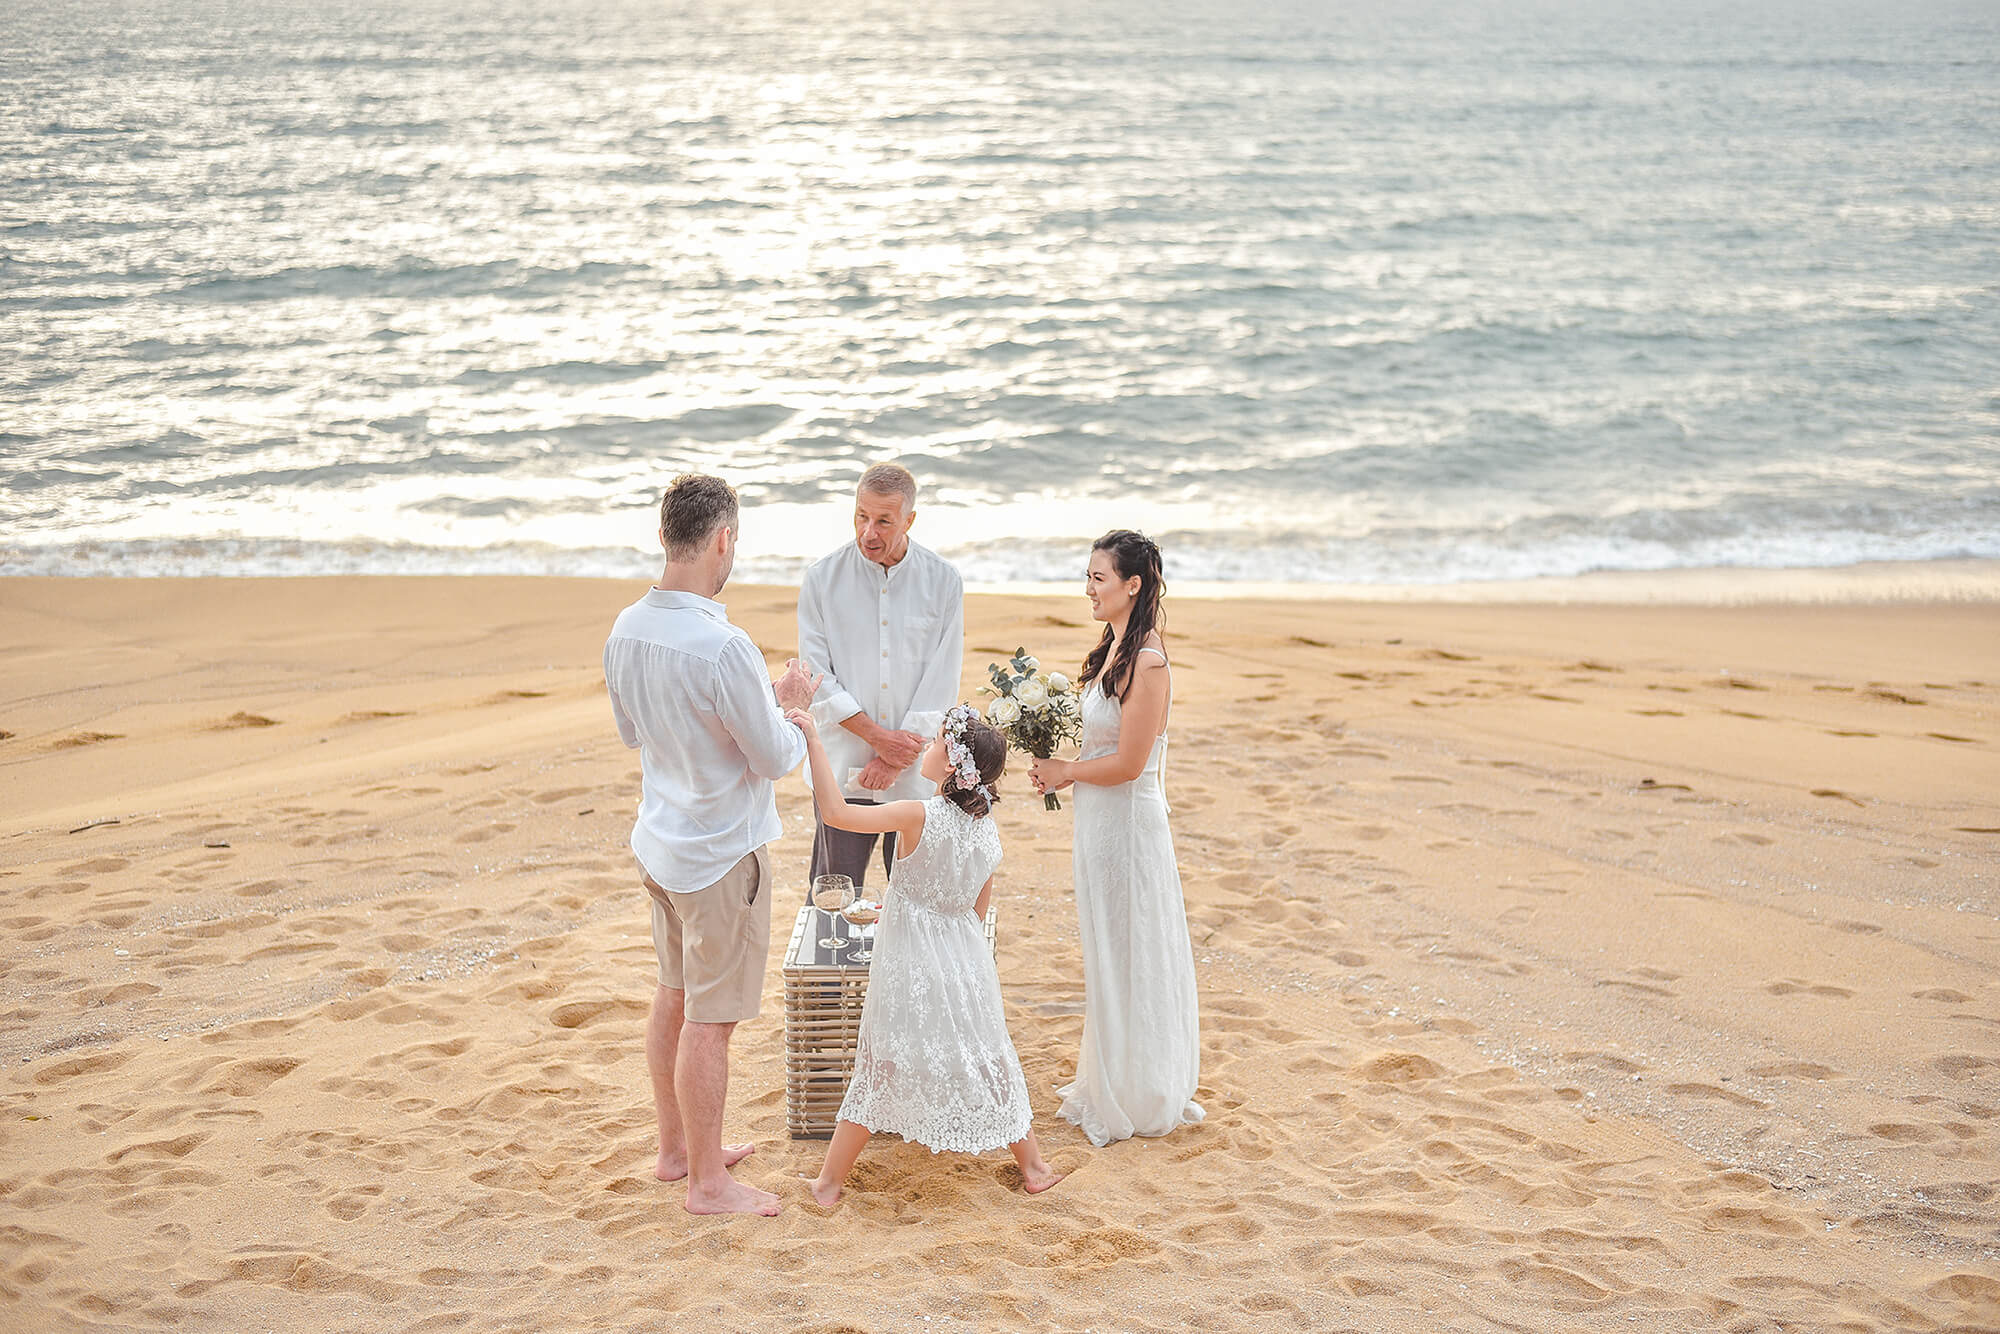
[798, 564, 863, 724]
[715, 636, 809, 781]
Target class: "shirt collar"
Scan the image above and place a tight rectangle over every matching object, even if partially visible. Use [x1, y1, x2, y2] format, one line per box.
[850, 539, 921, 581]
[645, 588, 728, 619]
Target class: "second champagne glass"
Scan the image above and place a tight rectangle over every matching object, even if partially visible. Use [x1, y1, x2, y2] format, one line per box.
[811, 874, 854, 952]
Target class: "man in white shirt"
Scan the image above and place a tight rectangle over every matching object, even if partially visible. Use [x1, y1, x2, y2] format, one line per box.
[604, 473, 819, 1218]
[797, 463, 966, 890]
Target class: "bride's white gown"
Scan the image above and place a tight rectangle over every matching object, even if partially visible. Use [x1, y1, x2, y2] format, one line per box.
[1058, 646, 1204, 1147]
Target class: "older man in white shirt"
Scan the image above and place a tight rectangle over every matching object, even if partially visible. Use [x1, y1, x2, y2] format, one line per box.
[797, 463, 965, 890]
[605, 473, 819, 1218]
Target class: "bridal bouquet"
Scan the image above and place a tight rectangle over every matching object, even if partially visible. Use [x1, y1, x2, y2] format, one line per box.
[980, 648, 1083, 810]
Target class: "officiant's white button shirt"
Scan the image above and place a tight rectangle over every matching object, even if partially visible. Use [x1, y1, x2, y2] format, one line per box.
[605, 589, 807, 892]
[797, 539, 964, 802]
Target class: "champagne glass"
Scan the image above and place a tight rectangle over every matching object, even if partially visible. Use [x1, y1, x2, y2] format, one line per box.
[812, 874, 854, 952]
[840, 898, 881, 964]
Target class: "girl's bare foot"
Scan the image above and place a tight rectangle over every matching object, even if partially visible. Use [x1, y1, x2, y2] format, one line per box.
[1020, 1161, 1063, 1195]
[685, 1176, 781, 1217]
[802, 1172, 844, 1208]
[656, 1142, 754, 1182]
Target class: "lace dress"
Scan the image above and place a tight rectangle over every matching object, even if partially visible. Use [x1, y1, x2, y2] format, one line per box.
[837, 795, 1034, 1154]
[1058, 648, 1205, 1147]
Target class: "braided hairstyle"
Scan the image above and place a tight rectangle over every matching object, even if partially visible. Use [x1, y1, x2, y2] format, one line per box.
[1079, 529, 1166, 702]
[941, 716, 1007, 819]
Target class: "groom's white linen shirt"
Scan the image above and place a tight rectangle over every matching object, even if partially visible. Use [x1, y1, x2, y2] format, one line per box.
[797, 538, 964, 802]
[604, 589, 807, 892]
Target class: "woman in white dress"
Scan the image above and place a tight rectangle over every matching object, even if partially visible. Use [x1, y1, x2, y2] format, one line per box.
[1030, 530, 1204, 1147]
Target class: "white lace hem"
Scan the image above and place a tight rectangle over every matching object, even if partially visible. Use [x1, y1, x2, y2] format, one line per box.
[841, 1097, 1032, 1155]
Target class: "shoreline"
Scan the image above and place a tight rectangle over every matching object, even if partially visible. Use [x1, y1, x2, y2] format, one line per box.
[984, 556, 2000, 605]
[5, 554, 1999, 606]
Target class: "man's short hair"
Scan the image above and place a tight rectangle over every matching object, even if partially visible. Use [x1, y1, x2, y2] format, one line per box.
[857, 463, 917, 511]
[658, 474, 739, 561]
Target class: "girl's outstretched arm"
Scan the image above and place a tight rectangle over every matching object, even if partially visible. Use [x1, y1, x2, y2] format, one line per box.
[787, 708, 927, 847]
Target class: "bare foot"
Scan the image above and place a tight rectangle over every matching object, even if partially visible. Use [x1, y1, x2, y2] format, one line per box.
[656, 1143, 754, 1183]
[1020, 1161, 1063, 1195]
[685, 1176, 781, 1217]
[799, 1172, 844, 1208]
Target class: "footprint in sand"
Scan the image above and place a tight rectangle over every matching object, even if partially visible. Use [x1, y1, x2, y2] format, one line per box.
[1351, 1052, 1443, 1085]
[548, 998, 647, 1030]
[1765, 980, 1854, 999]
[1564, 1050, 1645, 1075]
[1869, 1123, 1941, 1143]
[1597, 978, 1674, 998]
[209, 712, 278, 730]
[32, 1051, 131, 1085]
[202, 1057, 303, 1097]
[106, 1132, 210, 1164]
[1667, 1082, 1768, 1108]
[51, 731, 123, 749]
[1934, 1054, 2000, 1080]
[1719, 831, 1773, 846]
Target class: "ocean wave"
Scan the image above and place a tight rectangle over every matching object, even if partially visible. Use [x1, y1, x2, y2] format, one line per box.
[9, 491, 1998, 589]
[158, 258, 648, 305]
[451, 360, 667, 388]
[8, 0, 1996, 600]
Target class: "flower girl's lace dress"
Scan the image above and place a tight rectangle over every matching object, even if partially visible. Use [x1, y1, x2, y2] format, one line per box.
[839, 796, 1033, 1153]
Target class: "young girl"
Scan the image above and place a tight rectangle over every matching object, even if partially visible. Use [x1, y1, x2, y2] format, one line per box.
[784, 703, 1061, 1205]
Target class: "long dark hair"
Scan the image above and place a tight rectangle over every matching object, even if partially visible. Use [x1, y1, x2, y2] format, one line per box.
[1079, 530, 1165, 702]
[941, 717, 1007, 819]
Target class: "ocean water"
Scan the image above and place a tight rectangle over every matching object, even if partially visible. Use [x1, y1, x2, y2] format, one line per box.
[3, 0, 1998, 588]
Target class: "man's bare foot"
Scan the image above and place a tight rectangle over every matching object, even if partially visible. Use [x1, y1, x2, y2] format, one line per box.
[803, 1173, 843, 1208]
[1020, 1161, 1063, 1195]
[656, 1143, 754, 1183]
[685, 1176, 781, 1217]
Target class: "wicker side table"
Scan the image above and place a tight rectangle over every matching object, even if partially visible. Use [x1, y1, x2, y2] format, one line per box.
[780, 902, 997, 1139]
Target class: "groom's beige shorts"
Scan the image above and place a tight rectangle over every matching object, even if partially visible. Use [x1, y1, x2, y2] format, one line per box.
[644, 847, 771, 1024]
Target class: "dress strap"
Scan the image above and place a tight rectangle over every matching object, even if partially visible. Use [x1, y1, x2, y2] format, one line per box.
[1136, 645, 1169, 663]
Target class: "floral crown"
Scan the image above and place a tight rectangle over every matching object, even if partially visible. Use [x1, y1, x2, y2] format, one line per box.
[942, 704, 992, 803]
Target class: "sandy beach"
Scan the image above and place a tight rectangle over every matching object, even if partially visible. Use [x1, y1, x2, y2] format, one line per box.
[2, 575, 1996, 1333]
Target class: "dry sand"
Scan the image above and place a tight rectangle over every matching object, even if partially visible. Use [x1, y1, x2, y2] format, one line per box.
[2, 575, 1996, 1333]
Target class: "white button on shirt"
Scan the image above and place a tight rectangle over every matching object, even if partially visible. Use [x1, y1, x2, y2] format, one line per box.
[604, 589, 807, 892]
[797, 539, 965, 802]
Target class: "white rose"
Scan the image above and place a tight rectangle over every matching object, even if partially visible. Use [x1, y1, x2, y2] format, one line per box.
[987, 696, 1022, 727]
[1013, 676, 1049, 710]
[1047, 672, 1070, 694]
